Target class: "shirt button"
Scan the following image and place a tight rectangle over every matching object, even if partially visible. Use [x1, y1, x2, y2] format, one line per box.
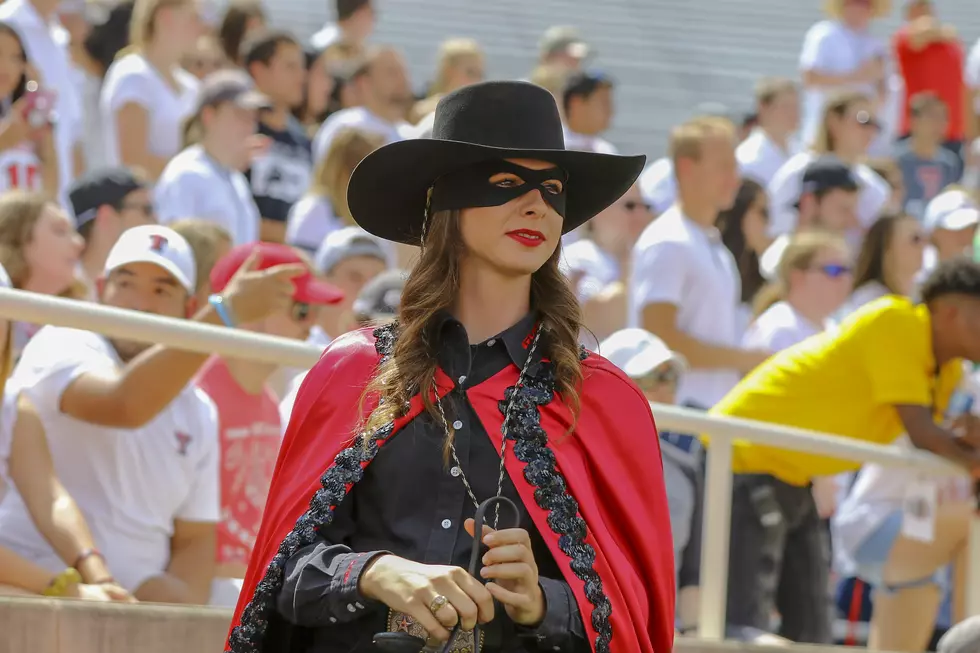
[452, 420, 463, 429]
[347, 603, 356, 612]
[450, 466, 461, 477]
[458, 375, 466, 385]
[329, 617, 337, 624]
[441, 519, 452, 529]
[487, 338, 496, 346]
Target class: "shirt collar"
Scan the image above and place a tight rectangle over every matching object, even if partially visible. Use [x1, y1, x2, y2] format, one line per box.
[432, 310, 541, 372]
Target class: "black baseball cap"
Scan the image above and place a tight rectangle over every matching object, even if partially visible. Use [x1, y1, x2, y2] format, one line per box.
[562, 70, 614, 106]
[352, 269, 405, 321]
[193, 69, 272, 114]
[68, 167, 148, 228]
[799, 155, 859, 202]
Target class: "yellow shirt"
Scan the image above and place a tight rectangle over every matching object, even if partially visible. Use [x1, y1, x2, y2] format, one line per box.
[709, 296, 963, 486]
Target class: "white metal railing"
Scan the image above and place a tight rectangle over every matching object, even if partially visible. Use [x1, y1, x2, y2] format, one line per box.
[0, 288, 976, 642]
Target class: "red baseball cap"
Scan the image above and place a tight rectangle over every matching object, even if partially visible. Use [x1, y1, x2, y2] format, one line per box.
[210, 242, 345, 305]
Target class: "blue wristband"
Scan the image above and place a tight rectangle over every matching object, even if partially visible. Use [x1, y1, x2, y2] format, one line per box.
[208, 294, 236, 327]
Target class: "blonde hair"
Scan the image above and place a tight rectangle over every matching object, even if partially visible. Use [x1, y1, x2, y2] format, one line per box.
[429, 38, 482, 97]
[530, 63, 570, 99]
[128, 0, 191, 52]
[811, 89, 871, 153]
[168, 219, 233, 293]
[754, 77, 797, 107]
[310, 128, 384, 225]
[669, 116, 736, 168]
[753, 230, 849, 315]
[0, 191, 87, 299]
[824, 0, 891, 19]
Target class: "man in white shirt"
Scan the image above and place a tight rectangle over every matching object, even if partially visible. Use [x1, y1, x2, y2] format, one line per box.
[561, 70, 617, 155]
[630, 117, 769, 410]
[0, 224, 309, 603]
[737, 78, 800, 186]
[0, 0, 82, 198]
[798, 0, 888, 146]
[312, 46, 414, 164]
[309, 0, 374, 54]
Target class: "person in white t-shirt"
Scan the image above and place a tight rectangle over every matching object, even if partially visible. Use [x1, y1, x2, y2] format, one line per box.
[919, 188, 979, 278]
[562, 182, 652, 340]
[768, 90, 889, 239]
[737, 77, 800, 186]
[285, 127, 383, 253]
[560, 70, 617, 155]
[798, 0, 889, 147]
[0, 224, 308, 602]
[156, 70, 270, 246]
[630, 116, 769, 410]
[311, 46, 414, 165]
[309, 0, 374, 54]
[100, 0, 201, 179]
[0, 0, 81, 198]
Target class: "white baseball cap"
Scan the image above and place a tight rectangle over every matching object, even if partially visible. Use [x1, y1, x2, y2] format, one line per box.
[103, 225, 196, 293]
[599, 328, 687, 379]
[924, 190, 980, 234]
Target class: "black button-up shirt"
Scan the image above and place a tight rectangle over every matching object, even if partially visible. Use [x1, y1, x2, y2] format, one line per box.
[276, 313, 588, 652]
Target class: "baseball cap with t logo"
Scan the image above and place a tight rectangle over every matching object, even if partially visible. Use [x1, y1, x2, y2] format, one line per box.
[103, 225, 197, 293]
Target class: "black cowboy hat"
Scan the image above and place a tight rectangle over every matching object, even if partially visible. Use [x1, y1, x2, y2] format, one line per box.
[347, 80, 646, 245]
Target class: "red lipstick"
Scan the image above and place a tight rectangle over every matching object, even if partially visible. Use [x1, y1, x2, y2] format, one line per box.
[506, 229, 546, 247]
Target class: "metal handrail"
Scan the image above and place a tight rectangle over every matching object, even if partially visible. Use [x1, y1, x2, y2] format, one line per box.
[0, 287, 975, 641]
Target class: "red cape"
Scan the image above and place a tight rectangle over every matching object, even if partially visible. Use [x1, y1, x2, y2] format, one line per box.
[227, 326, 675, 652]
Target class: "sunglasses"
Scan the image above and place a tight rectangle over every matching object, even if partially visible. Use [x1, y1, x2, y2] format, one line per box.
[621, 200, 652, 212]
[813, 263, 853, 278]
[292, 301, 312, 321]
[635, 366, 681, 391]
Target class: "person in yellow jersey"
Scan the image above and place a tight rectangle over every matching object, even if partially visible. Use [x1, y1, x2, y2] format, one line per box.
[711, 257, 980, 645]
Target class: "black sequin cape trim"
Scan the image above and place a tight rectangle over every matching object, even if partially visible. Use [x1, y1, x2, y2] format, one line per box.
[227, 324, 612, 653]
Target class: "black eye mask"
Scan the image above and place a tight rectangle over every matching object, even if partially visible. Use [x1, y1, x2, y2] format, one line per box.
[429, 160, 568, 217]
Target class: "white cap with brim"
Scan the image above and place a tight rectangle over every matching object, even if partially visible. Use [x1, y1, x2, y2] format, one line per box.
[599, 328, 687, 379]
[924, 190, 980, 234]
[103, 225, 196, 293]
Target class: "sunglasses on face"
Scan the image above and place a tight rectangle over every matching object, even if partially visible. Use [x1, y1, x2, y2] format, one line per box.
[292, 301, 312, 321]
[812, 263, 853, 278]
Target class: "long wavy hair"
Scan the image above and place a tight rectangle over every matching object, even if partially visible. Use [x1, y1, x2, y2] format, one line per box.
[717, 178, 767, 304]
[360, 209, 584, 453]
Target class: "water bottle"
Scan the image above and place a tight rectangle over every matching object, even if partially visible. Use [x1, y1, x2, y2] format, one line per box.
[946, 364, 980, 506]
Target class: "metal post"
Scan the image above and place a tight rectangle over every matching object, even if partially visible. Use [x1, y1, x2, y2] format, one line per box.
[697, 436, 733, 640]
[967, 517, 980, 616]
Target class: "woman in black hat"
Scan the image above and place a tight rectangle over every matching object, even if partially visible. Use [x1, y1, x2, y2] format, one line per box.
[227, 81, 676, 653]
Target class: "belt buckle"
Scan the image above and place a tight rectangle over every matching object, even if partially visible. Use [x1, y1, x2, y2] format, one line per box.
[387, 610, 483, 653]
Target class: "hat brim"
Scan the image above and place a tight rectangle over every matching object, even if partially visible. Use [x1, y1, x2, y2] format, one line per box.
[936, 208, 980, 233]
[347, 139, 645, 245]
[235, 90, 274, 112]
[294, 275, 345, 305]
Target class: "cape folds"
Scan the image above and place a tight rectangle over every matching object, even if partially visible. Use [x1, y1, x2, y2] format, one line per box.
[227, 324, 675, 653]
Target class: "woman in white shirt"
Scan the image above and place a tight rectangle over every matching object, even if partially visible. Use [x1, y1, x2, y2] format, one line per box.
[0, 262, 130, 601]
[100, 0, 201, 180]
[840, 212, 926, 318]
[562, 182, 654, 341]
[285, 127, 383, 253]
[768, 90, 890, 239]
[744, 230, 852, 353]
[0, 24, 57, 196]
[717, 179, 773, 335]
[0, 192, 85, 359]
[155, 70, 267, 245]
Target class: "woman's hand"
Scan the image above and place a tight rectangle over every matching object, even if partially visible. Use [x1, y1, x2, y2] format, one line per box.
[464, 519, 545, 627]
[359, 554, 495, 642]
[67, 582, 137, 602]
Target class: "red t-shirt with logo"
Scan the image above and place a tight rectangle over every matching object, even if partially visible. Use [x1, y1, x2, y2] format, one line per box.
[894, 28, 966, 140]
[196, 356, 282, 567]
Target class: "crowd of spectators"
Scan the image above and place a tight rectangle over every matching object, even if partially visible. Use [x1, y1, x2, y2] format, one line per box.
[0, 0, 979, 651]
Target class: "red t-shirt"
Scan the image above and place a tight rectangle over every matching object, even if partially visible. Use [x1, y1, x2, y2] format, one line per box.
[196, 355, 282, 567]
[894, 28, 965, 140]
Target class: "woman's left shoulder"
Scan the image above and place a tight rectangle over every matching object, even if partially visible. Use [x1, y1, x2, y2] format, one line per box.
[580, 350, 652, 411]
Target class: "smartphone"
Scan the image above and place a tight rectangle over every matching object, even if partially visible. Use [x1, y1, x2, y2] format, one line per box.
[22, 80, 55, 129]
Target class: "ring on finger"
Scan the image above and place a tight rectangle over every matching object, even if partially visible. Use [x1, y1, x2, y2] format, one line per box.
[428, 594, 449, 615]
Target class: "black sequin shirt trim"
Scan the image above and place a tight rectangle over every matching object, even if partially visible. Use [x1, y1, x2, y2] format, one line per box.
[227, 327, 612, 652]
